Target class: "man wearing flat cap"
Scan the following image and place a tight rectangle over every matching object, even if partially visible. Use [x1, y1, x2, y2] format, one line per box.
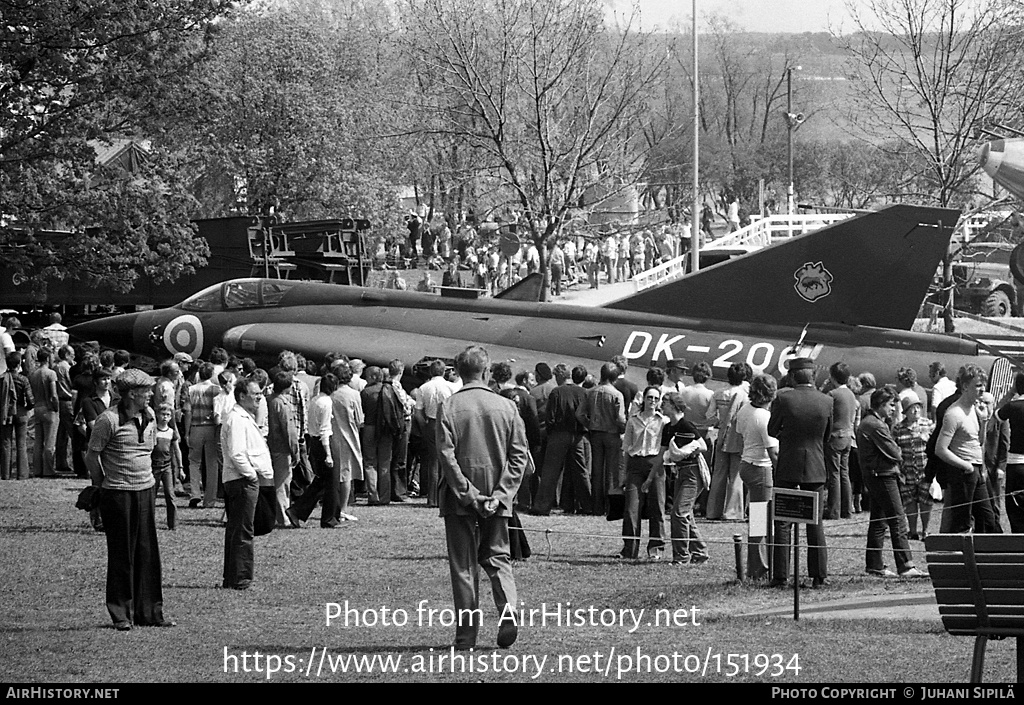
[86, 368, 174, 630]
[768, 357, 833, 588]
[663, 358, 688, 396]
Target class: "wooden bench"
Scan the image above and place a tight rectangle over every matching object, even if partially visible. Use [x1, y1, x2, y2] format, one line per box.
[925, 534, 1024, 683]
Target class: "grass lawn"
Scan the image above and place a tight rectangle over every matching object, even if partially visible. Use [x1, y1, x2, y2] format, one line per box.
[0, 478, 1017, 683]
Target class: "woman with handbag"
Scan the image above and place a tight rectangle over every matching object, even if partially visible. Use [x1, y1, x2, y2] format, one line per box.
[661, 392, 709, 565]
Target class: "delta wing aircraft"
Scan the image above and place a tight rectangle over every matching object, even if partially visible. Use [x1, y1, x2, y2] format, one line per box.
[71, 205, 1012, 390]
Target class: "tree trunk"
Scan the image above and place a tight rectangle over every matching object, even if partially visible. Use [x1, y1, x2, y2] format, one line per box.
[942, 250, 955, 333]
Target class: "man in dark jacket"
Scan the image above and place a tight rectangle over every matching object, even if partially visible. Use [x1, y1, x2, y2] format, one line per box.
[856, 387, 925, 578]
[360, 367, 401, 505]
[530, 364, 591, 515]
[768, 357, 833, 588]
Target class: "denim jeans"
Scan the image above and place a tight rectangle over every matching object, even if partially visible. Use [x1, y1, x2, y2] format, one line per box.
[32, 407, 58, 477]
[863, 472, 914, 573]
[825, 444, 853, 519]
[670, 462, 707, 562]
[188, 425, 220, 505]
[942, 465, 999, 534]
[1006, 463, 1024, 533]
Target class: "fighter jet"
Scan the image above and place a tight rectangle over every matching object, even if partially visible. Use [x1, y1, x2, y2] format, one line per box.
[71, 205, 1011, 390]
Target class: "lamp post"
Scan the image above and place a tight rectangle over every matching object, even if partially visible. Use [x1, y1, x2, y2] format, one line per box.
[786, 65, 802, 217]
[691, 0, 700, 273]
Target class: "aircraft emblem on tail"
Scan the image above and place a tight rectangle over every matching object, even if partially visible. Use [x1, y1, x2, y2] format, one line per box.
[793, 262, 834, 303]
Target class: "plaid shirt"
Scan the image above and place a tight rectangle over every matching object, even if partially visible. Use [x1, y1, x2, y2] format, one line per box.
[894, 417, 932, 487]
[89, 405, 157, 491]
[289, 379, 309, 441]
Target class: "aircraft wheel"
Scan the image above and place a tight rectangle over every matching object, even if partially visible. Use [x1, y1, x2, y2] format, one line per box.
[983, 290, 1011, 317]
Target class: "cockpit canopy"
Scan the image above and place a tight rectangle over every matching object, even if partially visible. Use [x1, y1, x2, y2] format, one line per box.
[180, 279, 298, 312]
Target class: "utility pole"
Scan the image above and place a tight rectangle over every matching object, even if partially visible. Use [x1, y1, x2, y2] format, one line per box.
[691, 0, 700, 273]
[786, 66, 802, 217]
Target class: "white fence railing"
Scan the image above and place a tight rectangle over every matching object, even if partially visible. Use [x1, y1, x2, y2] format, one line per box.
[632, 213, 855, 292]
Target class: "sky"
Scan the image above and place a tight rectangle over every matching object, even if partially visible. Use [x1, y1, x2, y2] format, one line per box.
[618, 0, 863, 34]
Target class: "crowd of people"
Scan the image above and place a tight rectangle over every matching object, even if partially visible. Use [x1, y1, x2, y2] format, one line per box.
[381, 210, 697, 296]
[3, 305, 1022, 634]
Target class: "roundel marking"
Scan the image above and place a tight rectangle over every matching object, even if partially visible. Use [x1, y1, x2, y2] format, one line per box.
[162, 315, 204, 360]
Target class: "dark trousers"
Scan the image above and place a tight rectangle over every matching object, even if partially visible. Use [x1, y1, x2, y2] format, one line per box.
[772, 481, 827, 582]
[863, 472, 913, 573]
[1006, 463, 1024, 533]
[421, 419, 439, 507]
[223, 476, 258, 589]
[99, 487, 165, 626]
[850, 449, 867, 511]
[390, 419, 410, 501]
[825, 444, 853, 519]
[589, 430, 621, 517]
[670, 462, 708, 562]
[444, 513, 517, 648]
[361, 425, 394, 505]
[292, 438, 340, 526]
[2, 415, 31, 479]
[943, 465, 1000, 533]
[550, 264, 563, 296]
[532, 430, 591, 514]
[57, 399, 74, 472]
[621, 455, 664, 558]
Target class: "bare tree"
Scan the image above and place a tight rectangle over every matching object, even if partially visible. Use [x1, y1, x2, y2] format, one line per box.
[839, 0, 1024, 206]
[838, 0, 1024, 330]
[401, 0, 667, 299]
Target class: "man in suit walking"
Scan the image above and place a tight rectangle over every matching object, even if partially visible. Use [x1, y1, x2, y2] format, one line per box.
[825, 361, 859, 519]
[437, 345, 530, 650]
[768, 358, 833, 588]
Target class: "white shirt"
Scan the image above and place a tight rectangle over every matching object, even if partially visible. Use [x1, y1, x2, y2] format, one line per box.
[308, 393, 333, 439]
[931, 377, 956, 410]
[221, 404, 273, 484]
[213, 390, 235, 425]
[0, 327, 13, 355]
[416, 375, 454, 420]
[736, 404, 778, 467]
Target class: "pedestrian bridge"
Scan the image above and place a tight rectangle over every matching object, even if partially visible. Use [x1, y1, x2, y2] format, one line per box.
[632, 213, 855, 292]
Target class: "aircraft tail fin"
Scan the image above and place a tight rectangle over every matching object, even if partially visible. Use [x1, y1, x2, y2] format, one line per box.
[605, 204, 960, 330]
[495, 272, 544, 301]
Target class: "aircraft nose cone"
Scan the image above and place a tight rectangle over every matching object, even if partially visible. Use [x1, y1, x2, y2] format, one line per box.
[69, 312, 141, 351]
[978, 139, 1004, 178]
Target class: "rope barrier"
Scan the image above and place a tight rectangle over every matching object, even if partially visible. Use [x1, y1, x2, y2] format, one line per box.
[505, 488, 1024, 559]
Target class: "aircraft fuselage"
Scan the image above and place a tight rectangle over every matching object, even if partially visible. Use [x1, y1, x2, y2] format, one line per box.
[73, 279, 997, 390]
